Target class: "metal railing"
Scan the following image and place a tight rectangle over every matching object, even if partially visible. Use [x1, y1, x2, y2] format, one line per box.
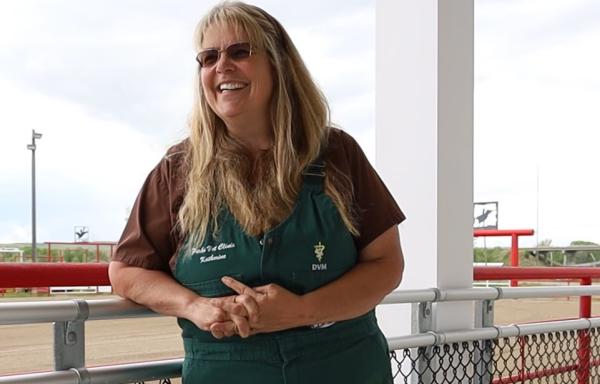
[3, 263, 600, 383]
[0, 299, 176, 383]
[3, 285, 600, 383]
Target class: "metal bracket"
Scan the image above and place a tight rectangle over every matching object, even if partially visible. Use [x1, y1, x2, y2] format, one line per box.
[474, 299, 494, 328]
[54, 300, 89, 370]
[474, 299, 494, 384]
[411, 301, 434, 384]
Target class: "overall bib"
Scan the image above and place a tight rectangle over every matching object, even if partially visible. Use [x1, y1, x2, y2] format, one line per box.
[173, 162, 393, 384]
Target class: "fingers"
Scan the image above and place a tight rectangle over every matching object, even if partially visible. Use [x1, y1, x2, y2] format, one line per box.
[222, 276, 259, 298]
[211, 328, 225, 339]
[210, 321, 236, 338]
[212, 297, 249, 317]
[233, 294, 260, 324]
[230, 314, 251, 338]
[209, 318, 253, 339]
[213, 295, 260, 328]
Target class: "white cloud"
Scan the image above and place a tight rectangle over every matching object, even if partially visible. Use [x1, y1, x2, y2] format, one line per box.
[0, 223, 30, 244]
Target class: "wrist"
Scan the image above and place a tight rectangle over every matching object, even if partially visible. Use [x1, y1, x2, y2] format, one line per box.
[297, 294, 321, 326]
[179, 293, 207, 319]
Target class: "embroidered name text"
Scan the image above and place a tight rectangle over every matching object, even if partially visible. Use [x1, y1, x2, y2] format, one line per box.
[199, 254, 227, 263]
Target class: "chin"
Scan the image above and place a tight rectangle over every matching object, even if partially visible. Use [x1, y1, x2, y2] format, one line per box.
[217, 110, 244, 122]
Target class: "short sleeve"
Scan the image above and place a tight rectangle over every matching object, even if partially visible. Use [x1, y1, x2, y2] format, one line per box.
[112, 157, 177, 273]
[328, 129, 406, 250]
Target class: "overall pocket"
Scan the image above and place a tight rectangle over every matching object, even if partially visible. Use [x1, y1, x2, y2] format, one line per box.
[181, 273, 244, 297]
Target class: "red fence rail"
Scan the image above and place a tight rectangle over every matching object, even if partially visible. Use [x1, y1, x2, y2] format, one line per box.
[474, 229, 534, 287]
[0, 263, 110, 288]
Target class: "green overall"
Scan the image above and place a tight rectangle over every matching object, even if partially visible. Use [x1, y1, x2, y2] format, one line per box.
[173, 162, 393, 384]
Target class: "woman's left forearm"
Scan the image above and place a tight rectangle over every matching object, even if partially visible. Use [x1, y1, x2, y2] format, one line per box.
[300, 226, 404, 326]
[300, 256, 402, 325]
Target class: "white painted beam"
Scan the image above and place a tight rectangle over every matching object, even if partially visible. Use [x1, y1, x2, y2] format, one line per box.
[375, 0, 474, 338]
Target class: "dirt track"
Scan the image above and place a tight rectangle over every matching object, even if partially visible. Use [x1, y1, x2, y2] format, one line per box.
[1, 296, 598, 381]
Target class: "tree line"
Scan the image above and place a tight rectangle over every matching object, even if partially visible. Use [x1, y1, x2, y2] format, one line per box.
[474, 240, 600, 266]
[0, 246, 112, 263]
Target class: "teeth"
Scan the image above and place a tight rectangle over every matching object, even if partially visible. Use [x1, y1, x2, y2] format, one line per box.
[219, 82, 246, 91]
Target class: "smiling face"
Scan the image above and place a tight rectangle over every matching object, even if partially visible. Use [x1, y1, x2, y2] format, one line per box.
[200, 24, 274, 130]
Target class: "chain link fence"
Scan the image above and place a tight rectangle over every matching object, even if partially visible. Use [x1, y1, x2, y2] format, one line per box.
[390, 327, 600, 383]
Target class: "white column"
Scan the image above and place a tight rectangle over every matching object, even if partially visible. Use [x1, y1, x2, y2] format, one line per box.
[375, 0, 474, 336]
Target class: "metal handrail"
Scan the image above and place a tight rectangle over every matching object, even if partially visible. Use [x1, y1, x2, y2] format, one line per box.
[3, 285, 600, 325]
[0, 299, 157, 325]
[381, 285, 600, 304]
[3, 285, 600, 383]
[0, 358, 182, 384]
[388, 317, 600, 350]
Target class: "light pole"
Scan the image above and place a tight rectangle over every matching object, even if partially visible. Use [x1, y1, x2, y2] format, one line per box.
[26, 130, 42, 262]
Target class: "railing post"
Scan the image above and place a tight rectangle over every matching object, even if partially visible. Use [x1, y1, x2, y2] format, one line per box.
[510, 234, 519, 287]
[412, 301, 434, 384]
[53, 300, 88, 371]
[474, 299, 494, 384]
[577, 277, 591, 384]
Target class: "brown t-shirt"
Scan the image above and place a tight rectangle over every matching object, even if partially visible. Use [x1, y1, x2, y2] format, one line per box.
[112, 128, 405, 274]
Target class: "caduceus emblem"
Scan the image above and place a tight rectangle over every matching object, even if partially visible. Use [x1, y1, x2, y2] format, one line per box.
[314, 241, 325, 262]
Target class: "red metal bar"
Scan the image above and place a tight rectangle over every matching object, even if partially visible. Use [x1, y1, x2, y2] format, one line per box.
[511, 234, 519, 267]
[473, 229, 534, 237]
[492, 363, 578, 384]
[473, 229, 534, 287]
[493, 358, 600, 384]
[579, 277, 592, 318]
[0, 263, 109, 288]
[577, 277, 592, 384]
[511, 234, 519, 287]
[474, 266, 600, 281]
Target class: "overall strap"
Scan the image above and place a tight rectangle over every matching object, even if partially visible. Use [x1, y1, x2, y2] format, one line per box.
[302, 156, 326, 191]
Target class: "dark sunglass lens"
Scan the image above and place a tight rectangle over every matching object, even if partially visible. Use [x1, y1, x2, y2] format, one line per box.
[228, 43, 251, 60]
[199, 50, 219, 67]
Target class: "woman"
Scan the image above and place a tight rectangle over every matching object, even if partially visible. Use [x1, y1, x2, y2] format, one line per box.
[109, 1, 405, 383]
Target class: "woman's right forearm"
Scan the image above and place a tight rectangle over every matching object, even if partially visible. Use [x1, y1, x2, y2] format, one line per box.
[108, 261, 199, 319]
[109, 261, 253, 338]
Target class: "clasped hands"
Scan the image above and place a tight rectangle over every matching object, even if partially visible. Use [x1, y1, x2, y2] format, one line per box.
[190, 276, 304, 339]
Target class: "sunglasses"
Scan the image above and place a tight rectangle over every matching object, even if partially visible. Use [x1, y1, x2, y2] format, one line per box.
[196, 42, 254, 68]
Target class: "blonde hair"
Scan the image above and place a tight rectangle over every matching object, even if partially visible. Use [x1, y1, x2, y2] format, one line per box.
[178, 1, 357, 247]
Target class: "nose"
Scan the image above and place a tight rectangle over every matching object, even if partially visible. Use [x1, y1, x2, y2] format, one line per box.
[215, 52, 235, 73]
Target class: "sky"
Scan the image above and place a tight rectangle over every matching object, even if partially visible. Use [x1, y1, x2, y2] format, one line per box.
[0, 0, 598, 248]
[474, 0, 600, 246]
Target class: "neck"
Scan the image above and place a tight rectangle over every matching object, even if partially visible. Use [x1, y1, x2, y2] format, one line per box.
[225, 118, 272, 156]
